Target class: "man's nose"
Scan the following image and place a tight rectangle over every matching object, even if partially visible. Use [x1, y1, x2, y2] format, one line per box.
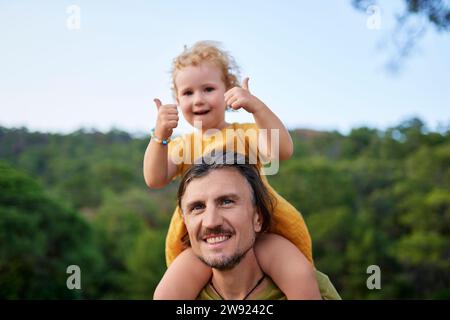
[202, 205, 223, 229]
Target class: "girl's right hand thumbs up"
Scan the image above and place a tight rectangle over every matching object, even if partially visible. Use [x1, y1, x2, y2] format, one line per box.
[153, 98, 179, 140]
[154, 98, 162, 111]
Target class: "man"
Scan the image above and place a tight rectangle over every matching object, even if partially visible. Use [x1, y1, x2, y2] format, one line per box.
[176, 152, 341, 300]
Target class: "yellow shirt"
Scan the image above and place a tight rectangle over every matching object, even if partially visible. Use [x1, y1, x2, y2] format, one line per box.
[166, 122, 313, 266]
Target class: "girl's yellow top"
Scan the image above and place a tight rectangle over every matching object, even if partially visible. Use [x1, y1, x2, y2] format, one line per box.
[166, 122, 313, 266]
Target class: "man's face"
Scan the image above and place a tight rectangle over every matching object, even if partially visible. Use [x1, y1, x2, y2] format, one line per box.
[181, 168, 262, 270]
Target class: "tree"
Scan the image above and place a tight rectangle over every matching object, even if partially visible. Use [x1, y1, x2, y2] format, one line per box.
[122, 230, 166, 299]
[1, 118, 448, 299]
[91, 189, 168, 298]
[0, 162, 104, 299]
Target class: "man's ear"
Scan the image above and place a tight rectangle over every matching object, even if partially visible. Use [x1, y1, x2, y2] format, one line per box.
[253, 209, 262, 233]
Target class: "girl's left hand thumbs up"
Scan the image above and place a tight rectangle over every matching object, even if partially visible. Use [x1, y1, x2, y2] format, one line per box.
[224, 77, 260, 114]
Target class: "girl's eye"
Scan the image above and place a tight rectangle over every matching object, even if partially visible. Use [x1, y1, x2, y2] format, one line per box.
[183, 91, 193, 96]
[205, 87, 214, 92]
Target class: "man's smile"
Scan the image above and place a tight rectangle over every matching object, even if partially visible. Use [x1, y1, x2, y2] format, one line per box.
[201, 232, 233, 248]
[204, 234, 231, 244]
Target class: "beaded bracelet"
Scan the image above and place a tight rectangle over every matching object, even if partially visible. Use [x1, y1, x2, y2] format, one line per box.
[150, 129, 170, 145]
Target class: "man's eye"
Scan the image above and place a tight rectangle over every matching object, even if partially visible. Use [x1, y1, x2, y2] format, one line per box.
[192, 204, 204, 211]
[221, 199, 234, 206]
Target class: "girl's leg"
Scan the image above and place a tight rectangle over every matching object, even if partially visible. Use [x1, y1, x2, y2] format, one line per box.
[255, 233, 321, 300]
[153, 248, 212, 299]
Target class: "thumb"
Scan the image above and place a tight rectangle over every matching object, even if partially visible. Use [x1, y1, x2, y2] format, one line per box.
[153, 98, 162, 110]
[242, 77, 250, 91]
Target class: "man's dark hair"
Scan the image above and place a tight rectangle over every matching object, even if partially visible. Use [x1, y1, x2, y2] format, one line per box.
[177, 152, 274, 240]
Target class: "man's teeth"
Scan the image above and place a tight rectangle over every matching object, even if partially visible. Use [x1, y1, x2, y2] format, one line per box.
[206, 235, 229, 244]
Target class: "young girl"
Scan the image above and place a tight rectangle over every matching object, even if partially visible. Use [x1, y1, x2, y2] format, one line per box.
[144, 41, 321, 299]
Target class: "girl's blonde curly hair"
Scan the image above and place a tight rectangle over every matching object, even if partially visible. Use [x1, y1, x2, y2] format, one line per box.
[171, 41, 240, 100]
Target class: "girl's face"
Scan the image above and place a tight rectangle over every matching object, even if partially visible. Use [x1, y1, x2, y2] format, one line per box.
[175, 62, 228, 132]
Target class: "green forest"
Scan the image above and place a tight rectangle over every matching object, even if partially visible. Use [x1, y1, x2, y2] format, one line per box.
[0, 117, 449, 299]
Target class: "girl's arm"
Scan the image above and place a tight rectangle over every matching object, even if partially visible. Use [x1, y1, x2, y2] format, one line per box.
[143, 99, 179, 189]
[143, 139, 178, 188]
[252, 100, 294, 161]
[153, 248, 212, 300]
[255, 233, 321, 300]
[224, 78, 293, 161]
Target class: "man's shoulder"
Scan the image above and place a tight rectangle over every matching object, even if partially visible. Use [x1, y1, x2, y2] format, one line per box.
[254, 277, 286, 300]
[316, 270, 342, 300]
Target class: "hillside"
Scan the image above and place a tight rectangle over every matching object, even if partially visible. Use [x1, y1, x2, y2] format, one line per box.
[0, 117, 449, 299]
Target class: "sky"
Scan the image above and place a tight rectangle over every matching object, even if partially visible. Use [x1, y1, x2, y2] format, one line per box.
[1, 0, 449, 136]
